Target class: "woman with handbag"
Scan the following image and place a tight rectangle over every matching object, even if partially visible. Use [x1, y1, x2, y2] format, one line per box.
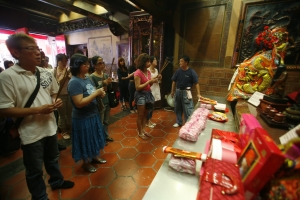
[53, 54, 72, 140]
[67, 53, 107, 173]
[117, 57, 130, 110]
[90, 56, 114, 142]
[134, 53, 158, 140]
[146, 56, 162, 128]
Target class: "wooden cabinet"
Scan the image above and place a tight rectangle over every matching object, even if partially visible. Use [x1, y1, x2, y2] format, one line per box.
[129, 11, 164, 69]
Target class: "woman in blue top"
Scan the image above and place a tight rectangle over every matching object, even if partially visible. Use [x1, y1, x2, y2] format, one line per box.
[67, 53, 106, 173]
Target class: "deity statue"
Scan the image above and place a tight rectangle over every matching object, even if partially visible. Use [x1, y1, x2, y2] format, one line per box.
[227, 26, 289, 101]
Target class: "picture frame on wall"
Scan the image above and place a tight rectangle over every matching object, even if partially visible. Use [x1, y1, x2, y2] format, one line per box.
[117, 42, 129, 67]
[88, 36, 112, 64]
[232, 0, 300, 70]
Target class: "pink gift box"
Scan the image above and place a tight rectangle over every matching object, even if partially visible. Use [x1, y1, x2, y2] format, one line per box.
[239, 114, 262, 149]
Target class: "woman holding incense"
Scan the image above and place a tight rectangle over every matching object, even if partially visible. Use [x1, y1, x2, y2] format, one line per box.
[146, 56, 162, 128]
[53, 53, 72, 139]
[67, 53, 107, 173]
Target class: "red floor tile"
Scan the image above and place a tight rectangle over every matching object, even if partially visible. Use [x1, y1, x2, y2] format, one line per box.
[121, 137, 139, 147]
[164, 133, 179, 143]
[73, 161, 94, 176]
[134, 153, 156, 167]
[126, 118, 137, 123]
[114, 160, 138, 176]
[135, 142, 155, 153]
[60, 176, 90, 199]
[150, 129, 166, 137]
[8, 179, 31, 200]
[109, 127, 126, 134]
[90, 167, 116, 186]
[103, 141, 123, 153]
[113, 120, 128, 127]
[59, 166, 73, 180]
[0, 149, 23, 167]
[108, 177, 137, 199]
[80, 188, 111, 200]
[123, 129, 138, 137]
[153, 160, 165, 172]
[131, 187, 148, 200]
[162, 127, 179, 134]
[151, 138, 170, 148]
[100, 153, 119, 167]
[117, 147, 138, 159]
[108, 133, 125, 141]
[152, 147, 168, 159]
[46, 186, 59, 200]
[59, 152, 76, 167]
[133, 168, 156, 186]
[2, 170, 25, 187]
[125, 123, 138, 129]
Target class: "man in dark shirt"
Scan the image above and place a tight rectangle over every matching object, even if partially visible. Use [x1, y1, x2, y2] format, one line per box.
[171, 55, 201, 127]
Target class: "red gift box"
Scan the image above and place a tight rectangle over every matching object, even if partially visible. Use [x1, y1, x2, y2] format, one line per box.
[209, 138, 237, 164]
[198, 157, 245, 200]
[239, 114, 262, 149]
[238, 127, 285, 200]
[211, 129, 242, 156]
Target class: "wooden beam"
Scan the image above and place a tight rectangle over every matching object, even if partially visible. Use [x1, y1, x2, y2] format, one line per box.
[37, 0, 115, 24]
[85, 0, 139, 15]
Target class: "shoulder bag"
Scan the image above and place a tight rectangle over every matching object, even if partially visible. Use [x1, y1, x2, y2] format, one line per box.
[103, 73, 119, 108]
[89, 74, 105, 112]
[0, 69, 41, 156]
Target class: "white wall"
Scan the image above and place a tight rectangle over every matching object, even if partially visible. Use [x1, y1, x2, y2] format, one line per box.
[65, 27, 127, 60]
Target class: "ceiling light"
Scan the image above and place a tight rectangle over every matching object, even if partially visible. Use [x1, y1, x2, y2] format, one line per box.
[124, 0, 141, 10]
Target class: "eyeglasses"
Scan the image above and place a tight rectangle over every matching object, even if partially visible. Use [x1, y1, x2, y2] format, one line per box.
[97, 62, 105, 65]
[20, 46, 41, 52]
[83, 63, 90, 66]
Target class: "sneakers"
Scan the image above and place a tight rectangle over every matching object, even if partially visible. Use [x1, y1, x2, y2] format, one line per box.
[173, 123, 181, 128]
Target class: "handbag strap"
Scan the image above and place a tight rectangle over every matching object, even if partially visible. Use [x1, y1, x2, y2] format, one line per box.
[89, 74, 99, 87]
[14, 68, 41, 128]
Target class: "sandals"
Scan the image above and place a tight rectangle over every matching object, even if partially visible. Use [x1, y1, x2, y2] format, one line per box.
[146, 124, 155, 128]
[92, 157, 107, 164]
[121, 104, 127, 111]
[61, 132, 70, 140]
[144, 132, 152, 137]
[138, 133, 148, 140]
[82, 163, 97, 173]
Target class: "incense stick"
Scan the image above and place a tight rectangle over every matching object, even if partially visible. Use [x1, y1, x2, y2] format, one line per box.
[109, 58, 115, 77]
[55, 68, 69, 102]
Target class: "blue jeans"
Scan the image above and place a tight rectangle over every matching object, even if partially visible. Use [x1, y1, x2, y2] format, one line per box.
[100, 103, 111, 138]
[21, 134, 64, 200]
[174, 89, 194, 125]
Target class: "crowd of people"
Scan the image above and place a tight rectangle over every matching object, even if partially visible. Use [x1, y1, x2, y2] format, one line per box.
[0, 32, 201, 199]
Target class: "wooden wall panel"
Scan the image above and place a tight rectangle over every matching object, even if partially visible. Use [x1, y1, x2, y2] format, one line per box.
[178, 0, 232, 68]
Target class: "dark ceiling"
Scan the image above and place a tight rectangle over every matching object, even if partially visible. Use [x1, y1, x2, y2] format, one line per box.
[0, 0, 178, 36]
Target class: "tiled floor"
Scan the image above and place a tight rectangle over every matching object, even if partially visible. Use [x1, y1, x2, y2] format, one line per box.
[0, 104, 178, 200]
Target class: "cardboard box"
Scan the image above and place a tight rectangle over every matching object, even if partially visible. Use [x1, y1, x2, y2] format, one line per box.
[239, 114, 262, 149]
[238, 127, 285, 200]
